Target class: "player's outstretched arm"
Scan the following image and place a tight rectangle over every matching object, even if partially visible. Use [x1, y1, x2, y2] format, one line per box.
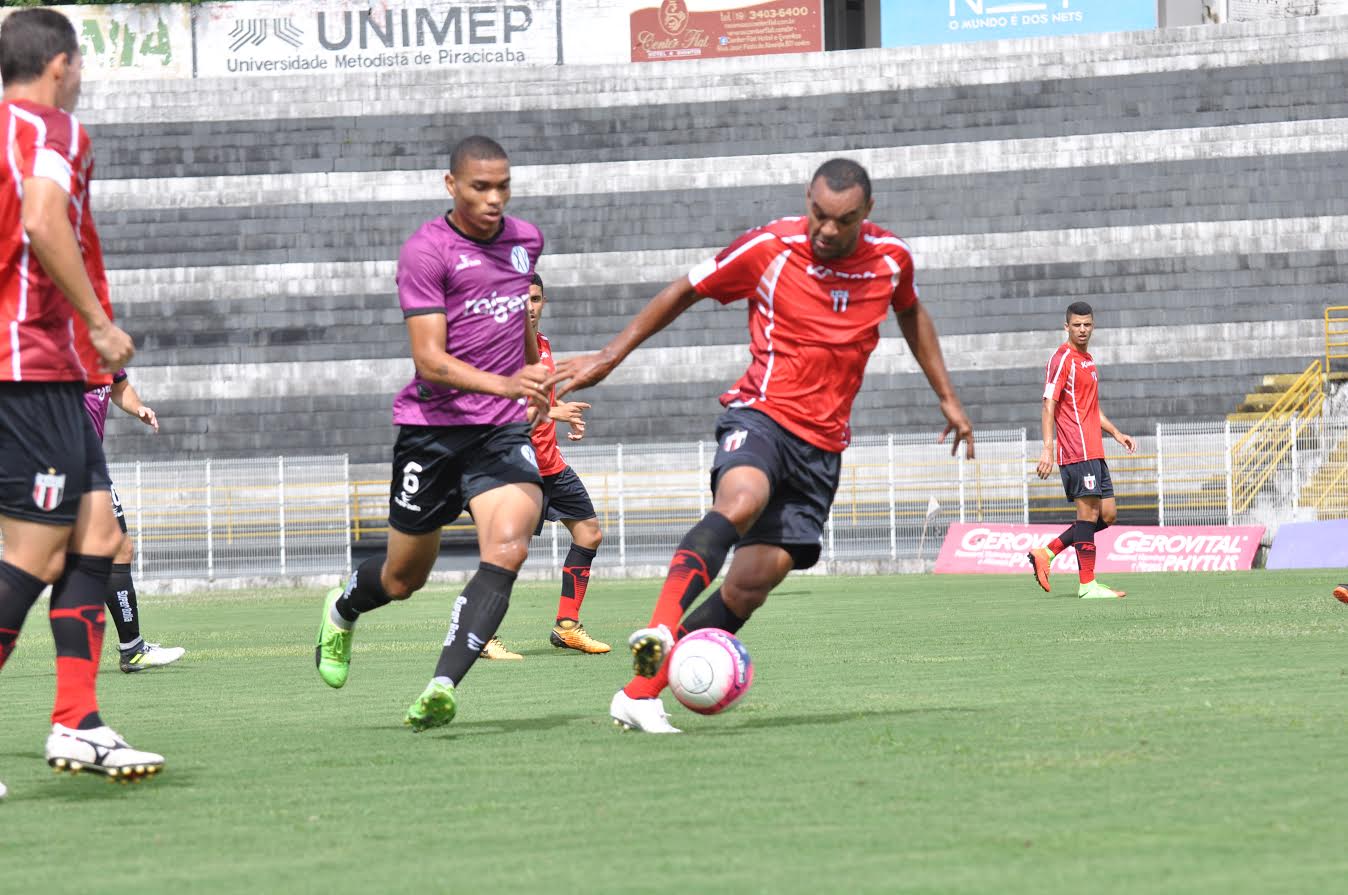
[406, 313, 548, 407]
[896, 300, 974, 459]
[22, 178, 134, 371]
[551, 276, 703, 397]
[1099, 409, 1136, 454]
[110, 377, 159, 432]
[1038, 398, 1057, 479]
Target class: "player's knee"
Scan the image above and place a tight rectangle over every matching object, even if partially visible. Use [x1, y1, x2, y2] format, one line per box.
[577, 522, 602, 551]
[381, 566, 427, 601]
[114, 533, 134, 565]
[722, 583, 769, 618]
[483, 539, 530, 572]
[1099, 507, 1117, 527]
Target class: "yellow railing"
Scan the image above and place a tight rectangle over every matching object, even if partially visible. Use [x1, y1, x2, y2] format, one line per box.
[1230, 359, 1325, 514]
[1326, 305, 1348, 378]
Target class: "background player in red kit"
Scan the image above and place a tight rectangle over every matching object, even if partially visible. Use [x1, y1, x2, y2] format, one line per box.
[0, 9, 163, 795]
[1028, 302, 1136, 600]
[553, 159, 974, 733]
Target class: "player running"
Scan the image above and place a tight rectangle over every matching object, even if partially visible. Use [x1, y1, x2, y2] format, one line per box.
[0, 9, 164, 793]
[552, 158, 975, 733]
[79, 368, 186, 671]
[313, 136, 549, 731]
[1027, 302, 1136, 599]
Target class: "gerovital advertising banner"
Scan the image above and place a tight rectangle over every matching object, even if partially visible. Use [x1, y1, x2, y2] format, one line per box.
[882, 0, 1158, 48]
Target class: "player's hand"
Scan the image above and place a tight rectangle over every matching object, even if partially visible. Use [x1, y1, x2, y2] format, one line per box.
[550, 352, 617, 398]
[1118, 432, 1137, 454]
[136, 405, 159, 433]
[549, 400, 590, 425]
[566, 417, 587, 442]
[90, 322, 134, 372]
[1036, 448, 1054, 479]
[504, 362, 550, 404]
[937, 397, 974, 459]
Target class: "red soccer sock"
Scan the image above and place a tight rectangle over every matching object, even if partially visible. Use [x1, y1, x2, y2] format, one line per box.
[1047, 537, 1066, 556]
[647, 549, 713, 633]
[623, 662, 671, 700]
[1076, 542, 1097, 585]
[49, 604, 105, 729]
[555, 544, 597, 622]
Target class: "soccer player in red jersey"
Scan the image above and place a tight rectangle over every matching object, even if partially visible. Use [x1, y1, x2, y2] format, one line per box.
[0, 9, 163, 793]
[1027, 302, 1136, 600]
[553, 159, 974, 733]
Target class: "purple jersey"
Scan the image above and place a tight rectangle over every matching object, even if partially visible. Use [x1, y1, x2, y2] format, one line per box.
[82, 369, 127, 441]
[392, 214, 544, 427]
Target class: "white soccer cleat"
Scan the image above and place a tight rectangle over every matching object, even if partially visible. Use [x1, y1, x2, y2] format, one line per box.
[610, 689, 682, 734]
[120, 642, 186, 673]
[0, 777, 7, 800]
[45, 724, 165, 782]
[628, 624, 675, 678]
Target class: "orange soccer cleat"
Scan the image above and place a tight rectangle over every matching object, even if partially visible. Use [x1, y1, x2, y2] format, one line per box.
[1027, 548, 1053, 592]
[550, 619, 611, 654]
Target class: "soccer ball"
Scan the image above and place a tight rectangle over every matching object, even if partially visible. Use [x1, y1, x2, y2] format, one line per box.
[667, 629, 754, 715]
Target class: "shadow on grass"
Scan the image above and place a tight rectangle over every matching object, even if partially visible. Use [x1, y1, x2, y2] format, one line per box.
[697, 705, 982, 735]
[22, 769, 193, 802]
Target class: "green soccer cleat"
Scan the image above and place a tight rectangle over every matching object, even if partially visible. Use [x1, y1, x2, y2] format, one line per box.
[404, 681, 458, 732]
[1078, 580, 1126, 600]
[315, 586, 354, 688]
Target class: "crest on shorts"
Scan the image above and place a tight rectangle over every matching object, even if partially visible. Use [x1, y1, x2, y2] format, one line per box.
[1083, 474, 1096, 491]
[510, 246, 530, 274]
[722, 429, 748, 452]
[32, 469, 65, 512]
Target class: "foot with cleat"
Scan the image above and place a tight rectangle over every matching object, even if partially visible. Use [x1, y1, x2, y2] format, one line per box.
[120, 641, 186, 673]
[405, 680, 457, 732]
[1333, 583, 1348, 604]
[610, 689, 681, 734]
[628, 624, 674, 678]
[0, 777, 6, 800]
[1027, 547, 1053, 592]
[478, 636, 523, 660]
[45, 724, 164, 781]
[1079, 580, 1126, 599]
[315, 586, 354, 688]
[551, 619, 611, 654]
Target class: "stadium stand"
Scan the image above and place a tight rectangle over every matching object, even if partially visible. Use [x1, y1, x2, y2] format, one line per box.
[81, 15, 1348, 465]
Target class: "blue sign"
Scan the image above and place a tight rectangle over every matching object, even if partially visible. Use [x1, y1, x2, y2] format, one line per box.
[1266, 519, 1348, 570]
[882, 0, 1157, 48]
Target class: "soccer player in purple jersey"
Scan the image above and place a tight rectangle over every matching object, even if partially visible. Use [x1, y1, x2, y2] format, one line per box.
[314, 136, 550, 731]
[83, 371, 186, 671]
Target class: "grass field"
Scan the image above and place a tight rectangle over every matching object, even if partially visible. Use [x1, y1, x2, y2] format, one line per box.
[1, 570, 1345, 894]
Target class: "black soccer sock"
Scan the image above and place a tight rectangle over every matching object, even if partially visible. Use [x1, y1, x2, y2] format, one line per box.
[678, 588, 747, 638]
[0, 561, 48, 672]
[105, 562, 142, 652]
[1095, 518, 1110, 533]
[649, 511, 741, 631]
[334, 556, 393, 623]
[432, 563, 516, 686]
[49, 554, 112, 731]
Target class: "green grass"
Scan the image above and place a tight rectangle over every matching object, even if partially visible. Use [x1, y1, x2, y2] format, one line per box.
[2, 570, 1346, 894]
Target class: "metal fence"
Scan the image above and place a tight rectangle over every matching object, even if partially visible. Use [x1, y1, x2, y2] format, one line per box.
[72, 414, 1348, 581]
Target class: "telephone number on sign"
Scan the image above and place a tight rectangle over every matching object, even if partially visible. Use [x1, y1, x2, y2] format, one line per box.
[749, 7, 812, 19]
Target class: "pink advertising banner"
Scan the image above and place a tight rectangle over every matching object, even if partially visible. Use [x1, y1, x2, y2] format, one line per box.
[934, 524, 1265, 575]
[631, 0, 823, 63]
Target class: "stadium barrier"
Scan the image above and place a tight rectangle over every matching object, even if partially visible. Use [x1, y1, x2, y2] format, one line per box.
[84, 415, 1345, 584]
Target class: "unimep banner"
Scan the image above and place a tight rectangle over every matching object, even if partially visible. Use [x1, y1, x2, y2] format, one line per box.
[630, 0, 823, 62]
[194, 0, 558, 78]
[1265, 519, 1348, 569]
[934, 523, 1265, 574]
[881, 0, 1157, 48]
[0, 4, 193, 81]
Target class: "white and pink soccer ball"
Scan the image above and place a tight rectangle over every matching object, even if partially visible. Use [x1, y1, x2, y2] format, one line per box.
[667, 628, 754, 715]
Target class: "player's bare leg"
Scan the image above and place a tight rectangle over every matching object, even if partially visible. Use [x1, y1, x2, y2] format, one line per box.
[550, 516, 609, 653]
[406, 482, 541, 731]
[46, 491, 164, 780]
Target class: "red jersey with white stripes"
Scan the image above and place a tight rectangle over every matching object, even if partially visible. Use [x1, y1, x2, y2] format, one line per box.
[0, 99, 103, 383]
[1043, 342, 1104, 465]
[688, 217, 918, 452]
[529, 331, 567, 477]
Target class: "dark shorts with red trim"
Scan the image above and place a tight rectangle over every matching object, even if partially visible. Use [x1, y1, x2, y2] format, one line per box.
[1059, 458, 1114, 502]
[0, 381, 110, 526]
[710, 406, 840, 570]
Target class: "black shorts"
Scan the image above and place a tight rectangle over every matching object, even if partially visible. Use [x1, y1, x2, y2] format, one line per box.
[0, 382, 110, 526]
[1060, 458, 1114, 502]
[711, 406, 841, 570]
[387, 422, 542, 535]
[534, 465, 597, 535]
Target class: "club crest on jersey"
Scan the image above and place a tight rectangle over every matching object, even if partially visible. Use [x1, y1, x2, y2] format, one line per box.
[830, 289, 850, 312]
[722, 429, 748, 452]
[32, 469, 65, 512]
[510, 246, 530, 274]
[1083, 474, 1097, 491]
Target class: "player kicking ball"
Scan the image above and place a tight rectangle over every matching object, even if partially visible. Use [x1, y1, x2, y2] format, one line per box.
[480, 273, 610, 659]
[553, 159, 974, 732]
[1027, 302, 1135, 599]
[313, 136, 549, 731]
